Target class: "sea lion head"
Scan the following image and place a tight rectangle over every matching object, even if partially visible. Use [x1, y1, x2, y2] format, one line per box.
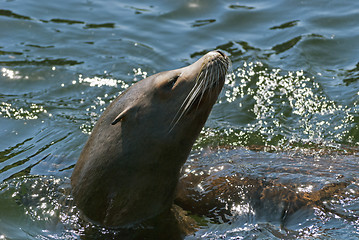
[113, 50, 229, 126]
[71, 51, 230, 227]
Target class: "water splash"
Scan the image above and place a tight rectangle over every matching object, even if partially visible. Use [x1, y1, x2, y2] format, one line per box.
[202, 62, 358, 149]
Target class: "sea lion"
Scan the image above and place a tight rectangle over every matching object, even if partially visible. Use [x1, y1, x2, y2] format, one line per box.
[71, 51, 230, 227]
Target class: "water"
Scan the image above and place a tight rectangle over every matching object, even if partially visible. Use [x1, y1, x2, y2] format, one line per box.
[0, 0, 358, 239]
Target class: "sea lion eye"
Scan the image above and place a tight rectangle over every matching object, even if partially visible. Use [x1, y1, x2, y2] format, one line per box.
[167, 75, 179, 89]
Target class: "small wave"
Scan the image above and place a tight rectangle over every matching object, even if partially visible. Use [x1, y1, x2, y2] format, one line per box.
[0, 9, 31, 20]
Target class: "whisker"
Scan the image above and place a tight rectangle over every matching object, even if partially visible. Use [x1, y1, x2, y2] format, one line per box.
[196, 66, 211, 108]
[169, 70, 205, 131]
[168, 53, 229, 133]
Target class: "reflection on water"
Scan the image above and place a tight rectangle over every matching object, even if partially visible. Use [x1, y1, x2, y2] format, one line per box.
[0, 148, 358, 239]
[1, 0, 359, 238]
[179, 147, 359, 239]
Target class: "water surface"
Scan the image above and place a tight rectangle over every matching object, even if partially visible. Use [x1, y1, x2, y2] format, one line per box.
[0, 0, 358, 239]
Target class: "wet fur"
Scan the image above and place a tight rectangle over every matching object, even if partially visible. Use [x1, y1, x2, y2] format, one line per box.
[71, 51, 230, 227]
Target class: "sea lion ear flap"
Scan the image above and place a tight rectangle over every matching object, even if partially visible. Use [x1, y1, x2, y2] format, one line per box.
[111, 106, 131, 125]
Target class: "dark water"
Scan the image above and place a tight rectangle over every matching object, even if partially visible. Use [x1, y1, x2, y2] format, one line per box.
[0, 0, 358, 239]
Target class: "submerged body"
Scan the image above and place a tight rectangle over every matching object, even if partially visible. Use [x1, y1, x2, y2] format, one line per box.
[71, 51, 230, 227]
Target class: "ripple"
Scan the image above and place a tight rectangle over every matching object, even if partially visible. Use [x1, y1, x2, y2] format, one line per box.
[343, 62, 359, 85]
[0, 50, 22, 56]
[180, 148, 359, 239]
[272, 36, 302, 54]
[83, 23, 116, 29]
[270, 20, 300, 30]
[228, 4, 255, 10]
[191, 19, 216, 27]
[49, 18, 85, 25]
[0, 176, 80, 238]
[0, 9, 31, 20]
[0, 0, 358, 238]
[0, 59, 83, 66]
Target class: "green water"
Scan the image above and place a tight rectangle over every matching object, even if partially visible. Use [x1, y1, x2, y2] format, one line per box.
[0, 0, 358, 239]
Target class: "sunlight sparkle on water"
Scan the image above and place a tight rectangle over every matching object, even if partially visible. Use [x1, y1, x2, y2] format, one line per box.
[231, 202, 255, 216]
[297, 185, 313, 193]
[0, 102, 47, 119]
[78, 74, 129, 88]
[132, 68, 148, 81]
[222, 62, 356, 146]
[1, 67, 25, 80]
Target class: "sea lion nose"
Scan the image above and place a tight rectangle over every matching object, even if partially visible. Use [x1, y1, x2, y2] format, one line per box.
[216, 50, 226, 57]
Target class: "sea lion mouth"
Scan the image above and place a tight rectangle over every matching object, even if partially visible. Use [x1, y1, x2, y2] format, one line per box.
[169, 51, 230, 131]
